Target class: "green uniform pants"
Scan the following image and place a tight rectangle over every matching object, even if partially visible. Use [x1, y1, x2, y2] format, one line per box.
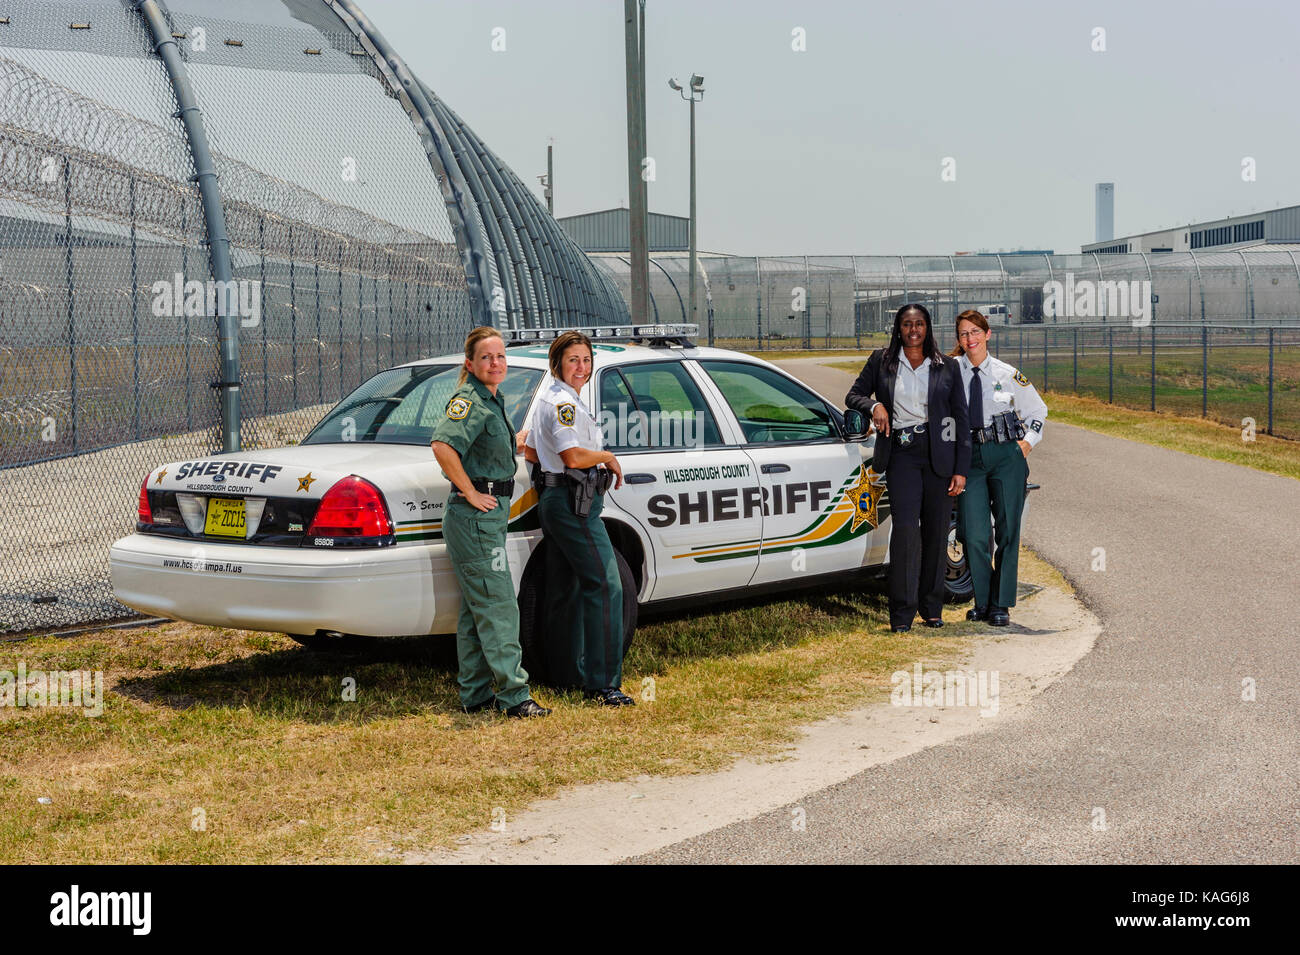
[538, 486, 624, 692]
[443, 495, 531, 709]
[957, 440, 1028, 610]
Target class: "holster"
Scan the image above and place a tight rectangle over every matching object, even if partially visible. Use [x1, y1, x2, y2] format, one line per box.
[565, 467, 598, 517]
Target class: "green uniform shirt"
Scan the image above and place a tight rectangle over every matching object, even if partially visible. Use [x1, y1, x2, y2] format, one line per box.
[431, 374, 517, 480]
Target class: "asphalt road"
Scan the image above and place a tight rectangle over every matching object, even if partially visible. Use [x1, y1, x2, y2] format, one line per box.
[634, 357, 1299, 864]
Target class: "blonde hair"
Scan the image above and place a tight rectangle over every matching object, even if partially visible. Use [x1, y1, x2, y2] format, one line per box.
[457, 326, 505, 385]
[548, 330, 594, 380]
[950, 309, 990, 357]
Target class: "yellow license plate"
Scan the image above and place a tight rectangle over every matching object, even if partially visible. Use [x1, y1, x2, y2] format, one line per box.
[205, 498, 246, 537]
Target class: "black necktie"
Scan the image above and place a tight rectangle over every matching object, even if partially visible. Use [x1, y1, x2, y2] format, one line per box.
[969, 365, 984, 430]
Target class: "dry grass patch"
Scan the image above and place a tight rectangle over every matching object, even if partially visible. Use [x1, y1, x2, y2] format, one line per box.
[1, 551, 1060, 863]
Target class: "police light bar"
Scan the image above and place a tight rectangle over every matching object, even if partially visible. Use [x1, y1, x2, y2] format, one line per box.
[503, 324, 698, 344]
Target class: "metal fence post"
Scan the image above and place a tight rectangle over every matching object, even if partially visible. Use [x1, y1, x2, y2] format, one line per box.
[1108, 326, 1114, 403]
[129, 175, 141, 441]
[289, 224, 298, 409]
[1150, 321, 1156, 412]
[64, 156, 77, 453]
[135, 0, 240, 452]
[1042, 326, 1048, 391]
[1201, 324, 1208, 417]
[259, 214, 268, 416]
[1073, 326, 1078, 391]
[755, 256, 763, 350]
[1268, 326, 1275, 435]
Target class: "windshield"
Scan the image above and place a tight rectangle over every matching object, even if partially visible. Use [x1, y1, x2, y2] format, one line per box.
[302, 364, 545, 445]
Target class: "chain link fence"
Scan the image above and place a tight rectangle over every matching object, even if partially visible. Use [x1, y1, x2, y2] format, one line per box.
[1, 0, 475, 635]
[591, 251, 1300, 349]
[590, 253, 1300, 440]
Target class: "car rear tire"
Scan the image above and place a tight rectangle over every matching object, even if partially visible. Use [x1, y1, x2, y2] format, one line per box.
[944, 504, 975, 604]
[519, 542, 638, 688]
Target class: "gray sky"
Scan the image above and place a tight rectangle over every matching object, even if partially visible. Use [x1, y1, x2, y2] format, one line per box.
[364, 0, 1300, 256]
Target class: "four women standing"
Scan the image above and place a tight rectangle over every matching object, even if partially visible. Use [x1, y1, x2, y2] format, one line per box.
[432, 312, 1045, 718]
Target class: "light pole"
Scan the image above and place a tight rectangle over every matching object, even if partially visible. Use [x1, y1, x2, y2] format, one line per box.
[669, 73, 703, 329]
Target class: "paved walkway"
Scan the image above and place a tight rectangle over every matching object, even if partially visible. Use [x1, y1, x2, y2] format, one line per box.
[634, 358, 1299, 863]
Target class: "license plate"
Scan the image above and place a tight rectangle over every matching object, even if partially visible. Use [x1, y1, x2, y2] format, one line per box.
[205, 498, 246, 538]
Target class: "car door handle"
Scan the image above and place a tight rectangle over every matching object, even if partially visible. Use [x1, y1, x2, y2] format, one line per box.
[625, 473, 656, 484]
[760, 463, 790, 474]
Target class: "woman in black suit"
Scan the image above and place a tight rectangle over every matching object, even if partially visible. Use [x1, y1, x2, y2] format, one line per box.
[846, 304, 971, 632]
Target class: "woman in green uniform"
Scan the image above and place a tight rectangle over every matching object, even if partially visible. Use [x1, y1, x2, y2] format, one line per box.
[431, 327, 550, 718]
[950, 310, 1048, 627]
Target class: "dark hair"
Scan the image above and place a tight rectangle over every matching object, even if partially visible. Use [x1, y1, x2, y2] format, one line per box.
[885, 303, 942, 371]
[548, 330, 594, 380]
[950, 309, 990, 357]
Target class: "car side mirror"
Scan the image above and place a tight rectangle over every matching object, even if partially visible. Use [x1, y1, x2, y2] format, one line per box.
[843, 409, 869, 441]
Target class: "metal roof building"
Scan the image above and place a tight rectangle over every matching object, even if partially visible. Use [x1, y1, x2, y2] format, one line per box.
[558, 208, 690, 253]
[1083, 204, 1300, 255]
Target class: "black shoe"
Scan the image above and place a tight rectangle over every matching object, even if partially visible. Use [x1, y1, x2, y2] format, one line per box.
[966, 605, 989, 622]
[922, 618, 944, 628]
[587, 688, 636, 707]
[504, 698, 551, 718]
[462, 695, 497, 714]
[890, 624, 912, 633]
[988, 607, 1010, 627]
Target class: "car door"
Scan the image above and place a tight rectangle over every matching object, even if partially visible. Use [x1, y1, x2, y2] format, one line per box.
[597, 359, 762, 601]
[694, 358, 880, 586]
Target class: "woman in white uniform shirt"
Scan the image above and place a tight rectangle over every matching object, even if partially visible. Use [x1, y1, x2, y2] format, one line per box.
[524, 331, 633, 706]
[950, 310, 1048, 627]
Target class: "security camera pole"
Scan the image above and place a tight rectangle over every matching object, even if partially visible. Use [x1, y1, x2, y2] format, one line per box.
[624, 0, 649, 322]
[670, 73, 704, 331]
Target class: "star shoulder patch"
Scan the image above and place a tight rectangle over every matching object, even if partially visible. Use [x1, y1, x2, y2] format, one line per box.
[557, 402, 576, 426]
[446, 397, 471, 420]
[1012, 370, 1030, 386]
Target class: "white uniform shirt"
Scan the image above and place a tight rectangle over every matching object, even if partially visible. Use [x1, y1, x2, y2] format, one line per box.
[526, 379, 604, 474]
[891, 355, 933, 429]
[958, 353, 1049, 449]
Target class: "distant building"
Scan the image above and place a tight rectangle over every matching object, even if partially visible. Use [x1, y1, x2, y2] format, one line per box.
[1083, 204, 1300, 254]
[558, 208, 689, 253]
[1096, 183, 1115, 243]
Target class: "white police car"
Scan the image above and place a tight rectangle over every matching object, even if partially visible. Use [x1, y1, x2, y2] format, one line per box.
[110, 324, 975, 678]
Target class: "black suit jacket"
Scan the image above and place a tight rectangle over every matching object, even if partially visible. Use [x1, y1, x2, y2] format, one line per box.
[845, 348, 972, 477]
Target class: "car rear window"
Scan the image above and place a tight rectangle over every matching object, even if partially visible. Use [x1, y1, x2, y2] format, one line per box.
[302, 364, 544, 445]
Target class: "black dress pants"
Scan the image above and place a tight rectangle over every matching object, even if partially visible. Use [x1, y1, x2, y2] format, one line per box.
[885, 437, 951, 628]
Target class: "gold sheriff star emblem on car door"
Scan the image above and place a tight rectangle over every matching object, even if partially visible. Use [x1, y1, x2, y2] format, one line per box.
[296, 472, 317, 492]
[844, 463, 886, 532]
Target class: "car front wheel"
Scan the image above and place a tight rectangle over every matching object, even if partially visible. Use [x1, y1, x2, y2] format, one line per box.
[944, 504, 975, 604]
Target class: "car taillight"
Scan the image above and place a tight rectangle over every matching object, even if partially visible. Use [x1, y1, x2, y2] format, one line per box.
[138, 475, 153, 523]
[306, 476, 392, 538]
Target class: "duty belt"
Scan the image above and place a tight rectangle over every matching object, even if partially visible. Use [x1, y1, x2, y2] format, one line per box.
[893, 422, 926, 446]
[539, 472, 569, 487]
[972, 410, 1026, 444]
[464, 477, 515, 496]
